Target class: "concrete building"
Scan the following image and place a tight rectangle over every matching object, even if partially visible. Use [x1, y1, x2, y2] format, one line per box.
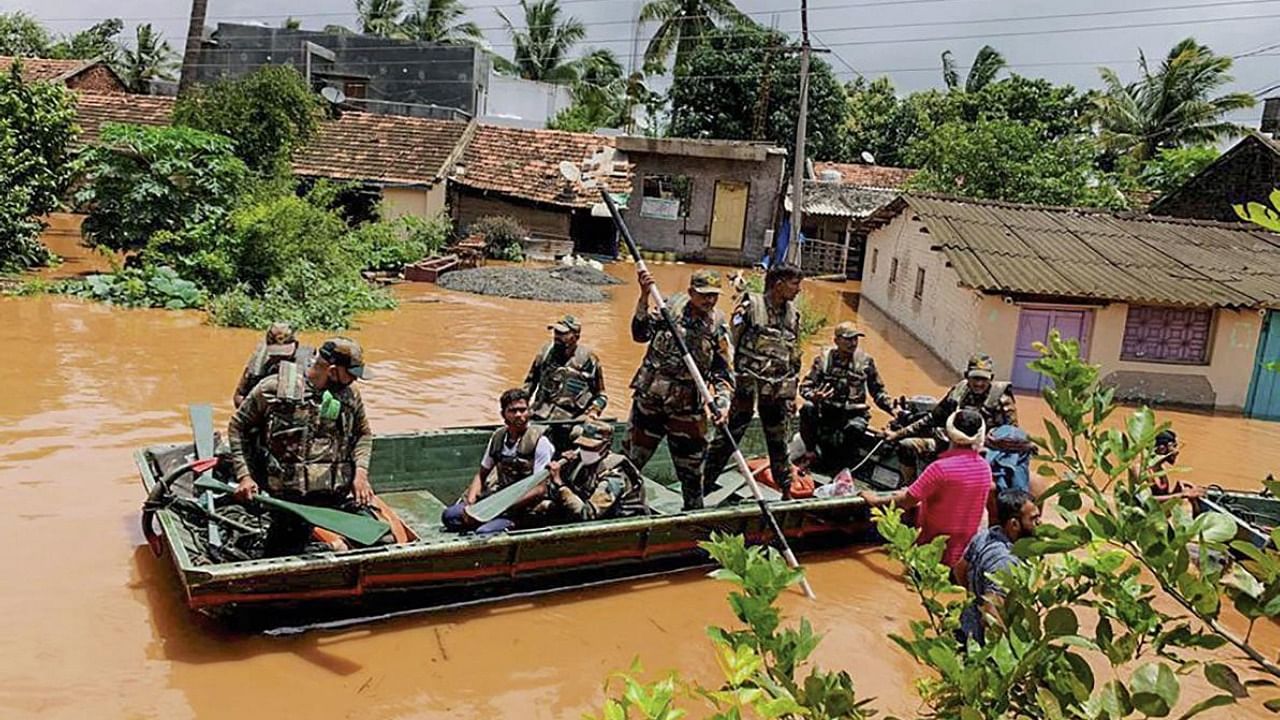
[481, 71, 573, 127]
[1, 55, 126, 93]
[862, 194, 1280, 415]
[1149, 128, 1280, 223]
[614, 136, 787, 266]
[191, 23, 487, 119]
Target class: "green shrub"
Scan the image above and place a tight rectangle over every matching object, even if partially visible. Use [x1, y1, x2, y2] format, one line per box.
[223, 193, 348, 292]
[208, 262, 395, 330]
[61, 265, 205, 309]
[468, 215, 526, 260]
[344, 212, 452, 272]
[75, 123, 249, 254]
[0, 61, 78, 272]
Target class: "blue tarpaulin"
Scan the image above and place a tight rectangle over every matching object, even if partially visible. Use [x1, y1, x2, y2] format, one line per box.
[769, 215, 804, 268]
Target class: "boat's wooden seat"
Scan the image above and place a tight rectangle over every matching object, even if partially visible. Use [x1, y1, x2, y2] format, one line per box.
[381, 490, 453, 542]
[644, 480, 687, 515]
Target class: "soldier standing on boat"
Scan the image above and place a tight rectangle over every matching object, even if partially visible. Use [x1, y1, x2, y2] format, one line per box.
[627, 268, 734, 511]
[227, 337, 380, 556]
[796, 321, 895, 472]
[535, 420, 646, 522]
[522, 314, 607, 451]
[885, 353, 1017, 484]
[702, 263, 804, 499]
[232, 321, 312, 408]
[442, 387, 555, 534]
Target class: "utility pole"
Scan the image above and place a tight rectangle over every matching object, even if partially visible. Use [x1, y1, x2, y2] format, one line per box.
[785, 0, 811, 267]
[178, 0, 209, 95]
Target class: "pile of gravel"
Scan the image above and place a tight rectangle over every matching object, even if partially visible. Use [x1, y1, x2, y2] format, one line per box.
[438, 267, 608, 303]
[543, 265, 624, 286]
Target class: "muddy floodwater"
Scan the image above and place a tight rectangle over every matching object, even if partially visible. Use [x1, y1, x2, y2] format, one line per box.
[5, 243, 1280, 718]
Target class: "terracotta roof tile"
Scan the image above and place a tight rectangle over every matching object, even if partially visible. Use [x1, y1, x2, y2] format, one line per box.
[452, 124, 631, 208]
[293, 111, 470, 186]
[72, 92, 175, 144]
[884, 193, 1280, 308]
[1, 55, 98, 83]
[813, 161, 916, 189]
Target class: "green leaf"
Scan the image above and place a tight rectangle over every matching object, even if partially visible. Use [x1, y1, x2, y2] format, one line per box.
[1193, 512, 1237, 544]
[1037, 686, 1066, 720]
[1177, 694, 1237, 719]
[1131, 663, 1180, 718]
[1205, 663, 1248, 699]
[1045, 607, 1079, 637]
[1224, 565, 1265, 599]
[1264, 697, 1280, 712]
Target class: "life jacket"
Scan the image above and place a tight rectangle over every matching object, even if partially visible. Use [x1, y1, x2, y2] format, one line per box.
[259, 359, 358, 496]
[945, 379, 1014, 427]
[531, 342, 597, 420]
[817, 348, 875, 412]
[631, 294, 726, 406]
[564, 453, 646, 517]
[246, 343, 313, 393]
[483, 424, 549, 495]
[735, 292, 800, 383]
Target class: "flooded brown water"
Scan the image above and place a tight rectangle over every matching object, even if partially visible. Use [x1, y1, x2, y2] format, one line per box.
[4, 246, 1280, 718]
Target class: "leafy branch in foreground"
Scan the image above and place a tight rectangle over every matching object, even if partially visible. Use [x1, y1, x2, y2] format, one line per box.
[876, 330, 1280, 719]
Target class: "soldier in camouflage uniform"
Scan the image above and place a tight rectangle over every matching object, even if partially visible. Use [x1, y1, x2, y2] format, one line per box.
[522, 314, 607, 451]
[886, 353, 1018, 484]
[797, 321, 895, 472]
[535, 420, 646, 523]
[232, 322, 312, 408]
[627, 268, 734, 510]
[703, 263, 804, 498]
[228, 337, 379, 557]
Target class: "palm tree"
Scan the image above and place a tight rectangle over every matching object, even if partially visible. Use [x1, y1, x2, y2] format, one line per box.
[640, 0, 748, 73]
[494, 0, 586, 84]
[178, 0, 208, 93]
[1095, 38, 1255, 162]
[941, 45, 1006, 92]
[118, 23, 178, 93]
[357, 0, 406, 37]
[400, 0, 483, 45]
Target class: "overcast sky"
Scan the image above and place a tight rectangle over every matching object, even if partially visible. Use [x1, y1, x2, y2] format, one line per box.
[13, 0, 1280, 126]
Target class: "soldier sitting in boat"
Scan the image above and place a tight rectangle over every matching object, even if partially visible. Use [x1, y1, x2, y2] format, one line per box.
[228, 337, 384, 556]
[522, 314, 607, 451]
[532, 420, 646, 523]
[232, 321, 312, 408]
[442, 387, 555, 535]
[795, 321, 895, 473]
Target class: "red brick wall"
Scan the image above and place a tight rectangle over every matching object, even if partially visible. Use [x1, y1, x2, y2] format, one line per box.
[66, 65, 125, 94]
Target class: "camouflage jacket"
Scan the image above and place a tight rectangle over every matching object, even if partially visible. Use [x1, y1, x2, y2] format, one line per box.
[799, 348, 893, 414]
[551, 453, 646, 521]
[233, 343, 311, 405]
[630, 293, 734, 414]
[900, 379, 1017, 439]
[730, 291, 802, 394]
[522, 342, 607, 421]
[228, 365, 372, 496]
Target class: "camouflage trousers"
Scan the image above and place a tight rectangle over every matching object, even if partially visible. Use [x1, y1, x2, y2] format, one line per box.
[797, 403, 871, 473]
[704, 381, 793, 498]
[896, 436, 942, 485]
[626, 393, 708, 510]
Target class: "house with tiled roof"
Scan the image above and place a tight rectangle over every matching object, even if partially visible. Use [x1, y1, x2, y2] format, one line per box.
[1149, 126, 1280, 223]
[789, 160, 917, 278]
[1, 55, 126, 93]
[862, 194, 1280, 415]
[449, 124, 631, 253]
[71, 93, 471, 220]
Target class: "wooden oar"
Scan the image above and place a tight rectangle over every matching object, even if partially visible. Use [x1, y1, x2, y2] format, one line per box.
[189, 404, 221, 548]
[195, 477, 391, 547]
[598, 188, 817, 600]
[465, 469, 550, 524]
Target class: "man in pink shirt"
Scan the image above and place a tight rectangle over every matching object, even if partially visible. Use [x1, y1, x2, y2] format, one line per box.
[861, 408, 994, 570]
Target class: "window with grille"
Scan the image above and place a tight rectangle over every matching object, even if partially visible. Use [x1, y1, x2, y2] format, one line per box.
[1120, 306, 1213, 365]
[871, 248, 879, 274]
[914, 267, 926, 299]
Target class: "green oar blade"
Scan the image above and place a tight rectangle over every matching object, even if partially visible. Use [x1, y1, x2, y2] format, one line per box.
[196, 477, 390, 547]
[466, 469, 550, 523]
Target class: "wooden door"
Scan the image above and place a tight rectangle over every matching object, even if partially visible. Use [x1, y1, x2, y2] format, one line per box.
[709, 180, 749, 250]
[1012, 307, 1092, 391]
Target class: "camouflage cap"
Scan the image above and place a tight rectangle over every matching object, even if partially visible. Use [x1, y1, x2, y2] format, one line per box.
[548, 314, 582, 333]
[966, 353, 995, 380]
[573, 419, 613, 449]
[689, 269, 724, 295]
[833, 321, 865, 339]
[319, 337, 372, 380]
[263, 321, 298, 357]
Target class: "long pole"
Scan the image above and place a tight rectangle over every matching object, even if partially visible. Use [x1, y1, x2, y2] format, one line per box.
[600, 189, 817, 600]
[178, 0, 209, 95]
[786, 0, 812, 267]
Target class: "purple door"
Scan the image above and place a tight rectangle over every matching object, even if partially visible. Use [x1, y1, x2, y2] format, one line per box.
[1012, 308, 1092, 391]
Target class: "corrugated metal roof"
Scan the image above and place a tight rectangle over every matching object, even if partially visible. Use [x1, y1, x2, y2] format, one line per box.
[787, 181, 897, 217]
[894, 194, 1280, 308]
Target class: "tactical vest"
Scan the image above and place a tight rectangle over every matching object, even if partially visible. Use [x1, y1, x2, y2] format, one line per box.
[531, 343, 597, 420]
[944, 380, 1013, 427]
[632, 295, 725, 404]
[246, 343, 313, 393]
[565, 453, 644, 515]
[735, 292, 800, 384]
[260, 360, 357, 496]
[483, 425, 548, 494]
[819, 348, 874, 412]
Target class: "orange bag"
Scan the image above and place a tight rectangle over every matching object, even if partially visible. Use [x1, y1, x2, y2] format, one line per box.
[746, 458, 814, 499]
